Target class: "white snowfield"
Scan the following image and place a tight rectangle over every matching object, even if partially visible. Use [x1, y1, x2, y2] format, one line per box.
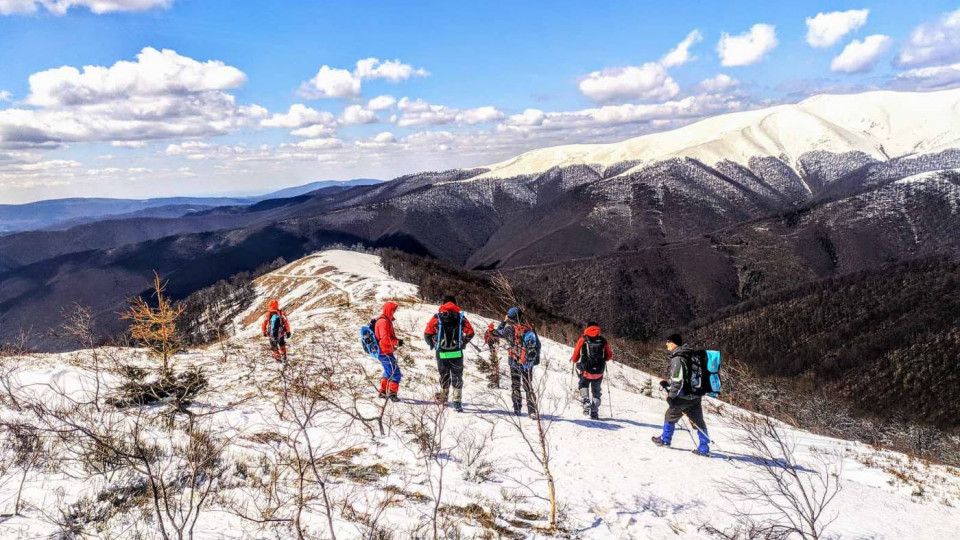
[473, 89, 960, 181]
[2, 250, 959, 539]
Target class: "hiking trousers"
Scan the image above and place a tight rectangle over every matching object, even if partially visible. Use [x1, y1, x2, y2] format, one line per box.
[509, 362, 537, 414]
[378, 354, 402, 383]
[578, 376, 603, 411]
[665, 396, 707, 431]
[269, 337, 287, 360]
[437, 355, 465, 391]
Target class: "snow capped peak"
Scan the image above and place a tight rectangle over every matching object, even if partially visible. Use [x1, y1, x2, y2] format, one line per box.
[473, 88, 960, 181]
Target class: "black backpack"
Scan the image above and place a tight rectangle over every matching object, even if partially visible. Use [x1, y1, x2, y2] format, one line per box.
[579, 335, 607, 374]
[684, 349, 722, 397]
[435, 311, 465, 360]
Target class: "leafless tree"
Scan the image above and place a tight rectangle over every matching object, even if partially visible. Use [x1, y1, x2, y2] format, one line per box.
[708, 412, 843, 540]
[400, 393, 456, 540]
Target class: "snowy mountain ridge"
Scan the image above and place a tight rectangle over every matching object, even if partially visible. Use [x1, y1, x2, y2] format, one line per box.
[472, 89, 960, 181]
[2, 250, 958, 539]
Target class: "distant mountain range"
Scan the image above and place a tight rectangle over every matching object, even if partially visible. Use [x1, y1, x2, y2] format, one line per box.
[2, 89, 959, 370]
[0, 178, 381, 234]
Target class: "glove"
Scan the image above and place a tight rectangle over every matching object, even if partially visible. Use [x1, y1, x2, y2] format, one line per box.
[575, 362, 583, 374]
[523, 360, 534, 372]
[397, 338, 404, 347]
[659, 380, 670, 390]
[285, 332, 291, 339]
[262, 332, 268, 338]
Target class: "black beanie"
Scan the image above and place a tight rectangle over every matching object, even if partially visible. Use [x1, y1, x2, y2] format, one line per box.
[667, 333, 684, 347]
[443, 295, 457, 305]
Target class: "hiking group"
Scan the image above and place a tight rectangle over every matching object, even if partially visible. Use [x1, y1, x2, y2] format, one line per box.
[264, 296, 721, 456]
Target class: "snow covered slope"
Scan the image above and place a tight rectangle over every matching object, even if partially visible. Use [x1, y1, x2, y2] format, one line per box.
[474, 89, 960, 180]
[2, 250, 959, 539]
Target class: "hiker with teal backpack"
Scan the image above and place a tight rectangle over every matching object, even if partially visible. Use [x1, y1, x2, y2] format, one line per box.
[424, 296, 475, 412]
[492, 307, 541, 419]
[651, 333, 721, 456]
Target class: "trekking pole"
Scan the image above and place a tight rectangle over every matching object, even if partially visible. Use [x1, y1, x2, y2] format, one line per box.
[605, 363, 614, 419]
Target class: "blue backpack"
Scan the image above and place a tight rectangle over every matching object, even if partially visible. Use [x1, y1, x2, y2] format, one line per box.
[522, 329, 541, 368]
[688, 350, 722, 397]
[360, 318, 380, 359]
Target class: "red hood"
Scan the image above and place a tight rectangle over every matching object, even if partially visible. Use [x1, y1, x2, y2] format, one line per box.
[268, 299, 279, 312]
[438, 302, 461, 314]
[382, 301, 398, 320]
[583, 326, 602, 337]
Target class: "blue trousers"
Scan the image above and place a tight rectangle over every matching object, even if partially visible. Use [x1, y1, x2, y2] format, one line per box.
[378, 354, 402, 382]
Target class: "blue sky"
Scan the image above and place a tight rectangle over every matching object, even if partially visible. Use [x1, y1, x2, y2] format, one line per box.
[2, 1, 960, 203]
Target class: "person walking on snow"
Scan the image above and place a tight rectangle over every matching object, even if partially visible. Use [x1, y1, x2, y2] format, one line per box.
[424, 296, 475, 412]
[652, 334, 710, 456]
[571, 322, 612, 420]
[374, 301, 404, 401]
[492, 307, 540, 419]
[483, 322, 501, 389]
[261, 299, 291, 362]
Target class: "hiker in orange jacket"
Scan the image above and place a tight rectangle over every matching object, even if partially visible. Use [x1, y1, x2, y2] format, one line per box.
[374, 301, 403, 400]
[261, 299, 291, 362]
[423, 296, 475, 412]
[571, 322, 612, 419]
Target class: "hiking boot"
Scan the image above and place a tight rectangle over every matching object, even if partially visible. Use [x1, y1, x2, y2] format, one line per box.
[281, 354, 288, 363]
[651, 436, 669, 447]
[513, 409, 523, 417]
[434, 391, 448, 403]
[692, 449, 710, 457]
[452, 401, 463, 413]
[590, 410, 600, 420]
[377, 390, 387, 399]
[528, 411, 539, 420]
[582, 403, 590, 416]
[389, 395, 400, 403]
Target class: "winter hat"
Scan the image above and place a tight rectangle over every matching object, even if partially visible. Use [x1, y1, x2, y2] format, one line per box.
[268, 299, 280, 311]
[666, 333, 684, 347]
[443, 295, 457, 305]
[506, 307, 523, 322]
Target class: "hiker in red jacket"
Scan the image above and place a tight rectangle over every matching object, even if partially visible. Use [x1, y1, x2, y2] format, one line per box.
[261, 299, 291, 362]
[374, 301, 403, 401]
[571, 322, 612, 419]
[424, 296, 475, 412]
[482, 322, 501, 389]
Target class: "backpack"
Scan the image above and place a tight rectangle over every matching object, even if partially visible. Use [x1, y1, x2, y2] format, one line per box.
[360, 318, 380, 359]
[519, 325, 541, 366]
[686, 349, 722, 397]
[269, 312, 287, 339]
[579, 335, 607, 373]
[435, 311, 465, 360]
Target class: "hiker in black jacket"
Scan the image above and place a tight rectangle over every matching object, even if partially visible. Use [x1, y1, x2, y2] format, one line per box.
[651, 334, 710, 455]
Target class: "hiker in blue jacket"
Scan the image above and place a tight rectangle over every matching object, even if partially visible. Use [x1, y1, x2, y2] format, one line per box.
[651, 334, 710, 456]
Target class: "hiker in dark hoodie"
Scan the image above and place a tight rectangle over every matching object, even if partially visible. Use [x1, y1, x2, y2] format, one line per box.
[570, 322, 612, 420]
[492, 307, 540, 418]
[374, 301, 403, 401]
[651, 334, 710, 456]
[424, 296, 475, 412]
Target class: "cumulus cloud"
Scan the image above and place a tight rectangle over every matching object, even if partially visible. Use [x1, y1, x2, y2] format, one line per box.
[354, 131, 397, 148]
[0, 90, 11, 102]
[805, 9, 869, 48]
[339, 104, 379, 125]
[299, 58, 427, 99]
[717, 24, 778, 67]
[111, 140, 147, 148]
[896, 9, 960, 67]
[578, 62, 679, 103]
[366, 94, 397, 111]
[830, 35, 892, 73]
[293, 138, 343, 150]
[394, 97, 503, 127]
[290, 124, 336, 138]
[697, 73, 739, 92]
[504, 108, 546, 127]
[894, 62, 960, 89]
[0, 48, 265, 149]
[261, 104, 335, 129]
[661, 30, 703, 67]
[0, 0, 172, 15]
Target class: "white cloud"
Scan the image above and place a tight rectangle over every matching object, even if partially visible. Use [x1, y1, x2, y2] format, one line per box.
[805, 9, 869, 48]
[894, 62, 960, 89]
[294, 138, 343, 150]
[299, 58, 427, 99]
[661, 30, 703, 67]
[290, 124, 336, 138]
[0, 90, 11, 102]
[111, 140, 147, 148]
[355, 131, 397, 148]
[25, 47, 245, 107]
[260, 104, 334, 128]
[366, 94, 397, 111]
[0, 0, 172, 15]
[578, 62, 679, 103]
[697, 73, 739, 92]
[504, 108, 546, 127]
[717, 24, 778, 67]
[394, 97, 503, 127]
[830, 35, 892, 73]
[339, 104, 378, 125]
[897, 9, 960, 67]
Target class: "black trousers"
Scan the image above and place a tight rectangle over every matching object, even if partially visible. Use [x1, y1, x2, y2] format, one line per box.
[665, 397, 707, 431]
[437, 355, 465, 390]
[509, 362, 537, 414]
[578, 376, 603, 401]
